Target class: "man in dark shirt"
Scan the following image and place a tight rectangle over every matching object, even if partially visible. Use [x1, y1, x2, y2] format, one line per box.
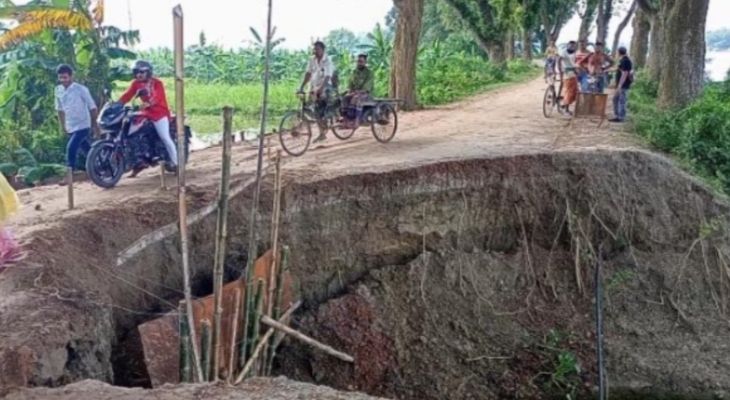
[610, 47, 633, 123]
[341, 54, 374, 128]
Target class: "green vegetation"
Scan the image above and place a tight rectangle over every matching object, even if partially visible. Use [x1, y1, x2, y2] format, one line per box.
[630, 70, 730, 193]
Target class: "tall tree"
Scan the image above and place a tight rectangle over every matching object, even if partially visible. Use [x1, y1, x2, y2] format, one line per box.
[630, 5, 650, 67]
[390, 0, 425, 110]
[595, 0, 614, 43]
[611, 0, 636, 56]
[441, 0, 513, 64]
[538, 0, 577, 50]
[637, 0, 662, 81]
[577, 0, 599, 42]
[657, 0, 709, 109]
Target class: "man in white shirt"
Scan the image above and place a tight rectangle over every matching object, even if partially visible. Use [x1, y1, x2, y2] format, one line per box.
[299, 41, 335, 142]
[55, 64, 99, 171]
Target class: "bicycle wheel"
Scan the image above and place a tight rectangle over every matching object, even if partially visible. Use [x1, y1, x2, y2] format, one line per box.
[543, 86, 557, 118]
[331, 108, 357, 140]
[371, 103, 398, 143]
[278, 110, 312, 157]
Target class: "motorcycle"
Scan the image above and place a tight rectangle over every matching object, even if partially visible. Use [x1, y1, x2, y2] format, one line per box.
[85, 99, 191, 189]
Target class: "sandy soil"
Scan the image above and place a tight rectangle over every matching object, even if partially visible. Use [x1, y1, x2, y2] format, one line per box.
[7, 78, 639, 238]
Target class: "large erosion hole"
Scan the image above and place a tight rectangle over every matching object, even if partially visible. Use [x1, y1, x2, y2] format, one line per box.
[2, 150, 730, 399]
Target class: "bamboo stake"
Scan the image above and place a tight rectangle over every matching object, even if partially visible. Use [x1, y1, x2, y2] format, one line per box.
[66, 167, 74, 210]
[211, 106, 234, 382]
[234, 300, 302, 385]
[159, 164, 166, 189]
[200, 319, 212, 381]
[261, 151, 282, 373]
[242, 0, 274, 372]
[260, 315, 354, 363]
[265, 245, 289, 375]
[226, 288, 242, 383]
[249, 279, 265, 367]
[173, 4, 204, 383]
[178, 301, 192, 383]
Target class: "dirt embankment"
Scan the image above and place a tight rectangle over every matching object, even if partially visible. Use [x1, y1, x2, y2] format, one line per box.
[1, 78, 729, 399]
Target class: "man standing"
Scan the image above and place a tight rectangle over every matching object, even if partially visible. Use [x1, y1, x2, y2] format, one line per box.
[300, 41, 335, 142]
[558, 41, 579, 116]
[579, 41, 614, 93]
[342, 54, 374, 129]
[55, 64, 98, 175]
[575, 39, 591, 92]
[610, 47, 633, 123]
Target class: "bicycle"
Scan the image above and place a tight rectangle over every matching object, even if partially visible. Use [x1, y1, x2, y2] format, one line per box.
[278, 91, 399, 157]
[543, 74, 564, 118]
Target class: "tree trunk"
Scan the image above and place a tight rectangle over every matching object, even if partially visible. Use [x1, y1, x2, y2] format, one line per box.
[504, 30, 515, 61]
[612, 0, 637, 56]
[630, 6, 650, 68]
[595, 0, 611, 44]
[486, 42, 506, 66]
[657, 0, 709, 109]
[522, 30, 533, 60]
[390, 0, 425, 111]
[578, 0, 598, 42]
[646, 14, 664, 82]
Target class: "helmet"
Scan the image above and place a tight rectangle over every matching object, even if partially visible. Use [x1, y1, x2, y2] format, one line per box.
[132, 60, 153, 76]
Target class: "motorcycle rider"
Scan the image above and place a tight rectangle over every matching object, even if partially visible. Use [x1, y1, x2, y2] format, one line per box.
[117, 60, 177, 175]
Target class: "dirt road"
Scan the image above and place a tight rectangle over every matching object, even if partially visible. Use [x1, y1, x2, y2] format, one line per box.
[8, 77, 638, 237]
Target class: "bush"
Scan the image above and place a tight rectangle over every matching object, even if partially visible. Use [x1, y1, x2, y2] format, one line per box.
[630, 72, 730, 192]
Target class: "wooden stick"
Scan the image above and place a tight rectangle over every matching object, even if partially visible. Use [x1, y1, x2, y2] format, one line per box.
[178, 301, 192, 383]
[261, 151, 282, 373]
[211, 106, 234, 382]
[200, 319, 212, 381]
[66, 167, 74, 210]
[173, 4, 204, 383]
[266, 245, 288, 375]
[260, 315, 354, 363]
[249, 279, 265, 368]
[159, 164, 166, 189]
[226, 288, 242, 383]
[234, 300, 302, 385]
[243, 0, 274, 371]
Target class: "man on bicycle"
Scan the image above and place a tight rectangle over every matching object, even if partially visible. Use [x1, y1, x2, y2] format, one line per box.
[299, 41, 335, 142]
[341, 54, 374, 129]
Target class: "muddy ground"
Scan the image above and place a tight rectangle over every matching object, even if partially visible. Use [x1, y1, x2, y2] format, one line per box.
[2, 78, 729, 399]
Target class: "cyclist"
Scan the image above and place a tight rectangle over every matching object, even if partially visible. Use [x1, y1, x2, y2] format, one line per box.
[118, 60, 177, 175]
[299, 41, 335, 142]
[544, 40, 559, 83]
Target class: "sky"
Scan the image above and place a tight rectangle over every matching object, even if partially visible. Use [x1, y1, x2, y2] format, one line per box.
[107, 0, 730, 51]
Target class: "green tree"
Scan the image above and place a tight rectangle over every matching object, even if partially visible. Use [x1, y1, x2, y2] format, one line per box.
[323, 28, 359, 54]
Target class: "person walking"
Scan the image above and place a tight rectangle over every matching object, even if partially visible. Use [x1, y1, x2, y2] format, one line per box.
[55, 64, 99, 178]
[610, 47, 633, 123]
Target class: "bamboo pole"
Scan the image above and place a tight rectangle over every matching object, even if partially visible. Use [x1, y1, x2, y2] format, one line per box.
[233, 300, 302, 385]
[200, 319, 212, 381]
[66, 167, 74, 210]
[265, 245, 288, 375]
[260, 315, 354, 363]
[211, 107, 234, 381]
[249, 278, 265, 370]
[226, 288, 242, 383]
[261, 151, 282, 373]
[242, 0, 274, 371]
[173, 4, 204, 383]
[178, 301, 192, 383]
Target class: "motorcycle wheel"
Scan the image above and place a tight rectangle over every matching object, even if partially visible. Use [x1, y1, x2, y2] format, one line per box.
[86, 140, 125, 188]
